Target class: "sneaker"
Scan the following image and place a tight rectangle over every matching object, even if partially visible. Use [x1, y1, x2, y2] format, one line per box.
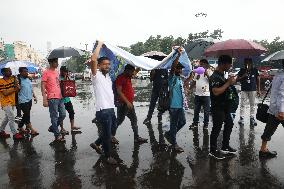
[90, 143, 103, 154]
[15, 116, 22, 121]
[106, 157, 118, 165]
[92, 118, 98, 124]
[111, 136, 119, 144]
[13, 133, 24, 140]
[0, 131, 11, 138]
[250, 117, 257, 126]
[164, 131, 172, 144]
[134, 136, 148, 143]
[221, 146, 238, 154]
[189, 124, 198, 130]
[238, 117, 244, 126]
[259, 150, 277, 159]
[209, 150, 226, 160]
[143, 118, 151, 125]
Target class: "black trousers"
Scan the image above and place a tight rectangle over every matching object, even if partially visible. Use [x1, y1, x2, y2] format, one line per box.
[210, 107, 234, 151]
[64, 101, 75, 120]
[261, 114, 284, 141]
[114, 103, 139, 138]
[18, 100, 32, 128]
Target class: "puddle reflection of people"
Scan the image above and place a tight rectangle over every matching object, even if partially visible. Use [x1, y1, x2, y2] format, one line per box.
[142, 123, 185, 188]
[51, 142, 82, 188]
[239, 126, 257, 164]
[92, 143, 140, 188]
[6, 140, 43, 188]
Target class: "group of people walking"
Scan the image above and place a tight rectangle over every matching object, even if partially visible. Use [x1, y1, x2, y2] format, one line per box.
[0, 41, 283, 164]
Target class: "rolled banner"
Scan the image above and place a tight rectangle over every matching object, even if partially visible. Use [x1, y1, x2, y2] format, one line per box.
[193, 67, 205, 75]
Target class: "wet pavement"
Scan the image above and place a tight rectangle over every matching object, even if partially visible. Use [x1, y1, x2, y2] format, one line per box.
[0, 80, 284, 189]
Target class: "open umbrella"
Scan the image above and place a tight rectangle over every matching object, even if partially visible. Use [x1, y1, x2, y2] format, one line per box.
[185, 38, 214, 59]
[261, 50, 284, 62]
[0, 61, 39, 76]
[141, 51, 167, 61]
[204, 39, 267, 57]
[47, 47, 84, 59]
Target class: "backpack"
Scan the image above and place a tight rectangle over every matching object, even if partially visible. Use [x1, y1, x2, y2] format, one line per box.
[157, 76, 177, 112]
[225, 85, 239, 113]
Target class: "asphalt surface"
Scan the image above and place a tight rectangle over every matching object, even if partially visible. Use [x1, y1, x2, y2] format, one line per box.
[0, 80, 283, 189]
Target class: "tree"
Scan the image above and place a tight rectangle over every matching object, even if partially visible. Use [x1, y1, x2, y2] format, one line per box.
[64, 53, 90, 73]
[255, 37, 284, 55]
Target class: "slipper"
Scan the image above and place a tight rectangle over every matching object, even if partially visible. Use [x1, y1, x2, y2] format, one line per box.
[71, 127, 81, 130]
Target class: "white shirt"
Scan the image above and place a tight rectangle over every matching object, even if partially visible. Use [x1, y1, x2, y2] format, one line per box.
[193, 70, 212, 96]
[92, 71, 115, 111]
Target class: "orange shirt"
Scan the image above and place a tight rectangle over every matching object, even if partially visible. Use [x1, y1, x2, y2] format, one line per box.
[0, 77, 16, 107]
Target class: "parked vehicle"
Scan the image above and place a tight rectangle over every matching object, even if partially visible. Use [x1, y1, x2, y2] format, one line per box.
[136, 70, 150, 80]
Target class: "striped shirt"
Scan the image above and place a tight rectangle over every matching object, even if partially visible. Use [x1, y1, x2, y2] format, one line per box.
[0, 76, 16, 107]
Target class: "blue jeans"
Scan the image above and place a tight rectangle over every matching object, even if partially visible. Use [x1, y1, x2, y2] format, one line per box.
[169, 108, 186, 145]
[95, 108, 117, 157]
[193, 95, 210, 126]
[48, 99, 66, 137]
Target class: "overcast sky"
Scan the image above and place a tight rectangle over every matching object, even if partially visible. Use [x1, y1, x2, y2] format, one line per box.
[1, 0, 283, 56]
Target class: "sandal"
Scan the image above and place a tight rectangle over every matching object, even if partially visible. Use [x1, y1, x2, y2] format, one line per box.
[173, 145, 184, 153]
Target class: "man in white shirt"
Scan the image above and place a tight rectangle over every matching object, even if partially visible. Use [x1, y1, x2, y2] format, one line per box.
[89, 41, 117, 165]
[188, 59, 212, 130]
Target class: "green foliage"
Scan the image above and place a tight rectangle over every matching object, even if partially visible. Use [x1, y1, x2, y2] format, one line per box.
[63, 53, 90, 73]
[255, 37, 284, 55]
[129, 29, 224, 55]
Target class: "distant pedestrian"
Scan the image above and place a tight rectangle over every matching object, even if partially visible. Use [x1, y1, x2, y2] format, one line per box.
[113, 64, 148, 144]
[259, 60, 284, 159]
[209, 55, 237, 160]
[41, 58, 66, 142]
[17, 67, 39, 135]
[143, 69, 168, 124]
[0, 68, 24, 140]
[164, 47, 187, 153]
[59, 66, 81, 133]
[89, 41, 118, 165]
[187, 59, 212, 130]
[237, 58, 260, 126]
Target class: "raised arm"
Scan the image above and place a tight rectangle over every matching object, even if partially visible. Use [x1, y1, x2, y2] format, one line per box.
[170, 47, 182, 74]
[90, 41, 103, 76]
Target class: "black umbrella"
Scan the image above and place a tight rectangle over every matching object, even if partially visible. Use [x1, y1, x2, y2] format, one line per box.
[262, 50, 284, 62]
[141, 51, 167, 61]
[185, 38, 214, 59]
[47, 46, 84, 59]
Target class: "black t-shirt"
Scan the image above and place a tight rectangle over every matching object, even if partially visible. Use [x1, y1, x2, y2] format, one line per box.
[237, 68, 259, 91]
[209, 71, 227, 108]
[152, 69, 168, 88]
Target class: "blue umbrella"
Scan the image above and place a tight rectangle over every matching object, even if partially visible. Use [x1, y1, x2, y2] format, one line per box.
[0, 60, 39, 76]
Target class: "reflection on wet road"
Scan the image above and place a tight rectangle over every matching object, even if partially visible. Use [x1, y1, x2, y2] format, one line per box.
[0, 80, 283, 188]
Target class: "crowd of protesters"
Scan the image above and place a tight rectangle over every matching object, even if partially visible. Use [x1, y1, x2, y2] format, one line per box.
[0, 41, 283, 164]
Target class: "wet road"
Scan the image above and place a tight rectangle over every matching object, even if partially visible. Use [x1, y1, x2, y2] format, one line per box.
[0, 80, 284, 189]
